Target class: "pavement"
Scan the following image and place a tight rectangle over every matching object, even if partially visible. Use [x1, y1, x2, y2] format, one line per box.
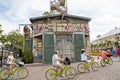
[0, 56, 119, 80]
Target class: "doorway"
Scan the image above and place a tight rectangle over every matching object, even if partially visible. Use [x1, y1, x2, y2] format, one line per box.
[56, 34, 74, 60]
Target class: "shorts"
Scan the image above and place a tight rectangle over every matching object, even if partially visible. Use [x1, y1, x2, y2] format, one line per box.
[81, 60, 88, 63]
[6, 64, 10, 67]
[53, 64, 62, 68]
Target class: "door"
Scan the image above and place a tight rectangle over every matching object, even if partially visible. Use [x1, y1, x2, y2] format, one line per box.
[56, 35, 74, 60]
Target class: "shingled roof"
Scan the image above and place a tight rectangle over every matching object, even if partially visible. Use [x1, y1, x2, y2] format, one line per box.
[94, 27, 120, 41]
[30, 14, 91, 22]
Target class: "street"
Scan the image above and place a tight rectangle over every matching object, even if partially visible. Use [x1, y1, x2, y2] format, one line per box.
[1, 57, 120, 80]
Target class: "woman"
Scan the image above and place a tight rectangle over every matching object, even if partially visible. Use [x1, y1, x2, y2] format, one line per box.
[6, 52, 17, 70]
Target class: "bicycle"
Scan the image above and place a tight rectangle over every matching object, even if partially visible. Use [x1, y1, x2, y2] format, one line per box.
[0, 61, 29, 80]
[77, 57, 99, 73]
[100, 55, 113, 67]
[45, 63, 77, 80]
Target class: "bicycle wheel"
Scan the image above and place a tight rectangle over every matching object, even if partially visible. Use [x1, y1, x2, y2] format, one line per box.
[65, 67, 77, 79]
[100, 59, 106, 67]
[77, 63, 86, 73]
[0, 67, 10, 79]
[108, 58, 113, 65]
[91, 62, 99, 71]
[17, 67, 28, 79]
[45, 68, 57, 80]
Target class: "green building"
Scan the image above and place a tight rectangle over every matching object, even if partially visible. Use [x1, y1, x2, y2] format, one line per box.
[30, 14, 91, 64]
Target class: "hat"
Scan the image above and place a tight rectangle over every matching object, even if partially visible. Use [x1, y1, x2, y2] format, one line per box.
[10, 52, 14, 54]
[81, 49, 85, 51]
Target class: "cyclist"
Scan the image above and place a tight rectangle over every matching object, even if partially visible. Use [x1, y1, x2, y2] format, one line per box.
[52, 51, 64, 77]
[81, 49, 89, 63]
[6, 52, 17, 71]
[101, 48, 111, 59]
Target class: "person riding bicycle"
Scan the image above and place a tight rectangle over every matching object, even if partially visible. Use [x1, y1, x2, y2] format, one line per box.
[81, 49, 90, 63]
[101, 48, 112, 60]
[52, 51, 64, 77]
[6, 52, 17, 71]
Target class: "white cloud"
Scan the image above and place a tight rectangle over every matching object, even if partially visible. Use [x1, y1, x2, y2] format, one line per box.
[0, 0, 120, 41]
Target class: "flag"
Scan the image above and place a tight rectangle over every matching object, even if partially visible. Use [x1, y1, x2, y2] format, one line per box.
[44, 24, 48, 29]
[38, 26, 42, 32]
[84, 25, 90, 33]
[64, 24, 69, 30]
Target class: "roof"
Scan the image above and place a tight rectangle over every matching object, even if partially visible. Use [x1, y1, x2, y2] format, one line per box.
[93, 27, 120, 41]
[30, 14, 91, 22]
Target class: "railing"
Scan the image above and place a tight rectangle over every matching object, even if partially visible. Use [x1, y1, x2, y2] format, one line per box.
[33, 23, 90, 35]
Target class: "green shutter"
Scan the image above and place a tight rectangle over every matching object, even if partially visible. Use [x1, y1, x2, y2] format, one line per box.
[44, 34, 54, 63]
[25, 39, 33, 54]
[74, 34, 84, 62]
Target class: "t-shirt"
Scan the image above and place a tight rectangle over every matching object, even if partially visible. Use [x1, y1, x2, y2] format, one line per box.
[111, 49, 117, 55]
[81, 53, 87, 61]
[117, 49, 120, 55]
[52, 54, 60, 66]
[101, 50, 108, 58]
[6, 56, 14, 64]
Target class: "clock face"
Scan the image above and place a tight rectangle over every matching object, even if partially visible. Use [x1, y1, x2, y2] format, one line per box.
[23, 25, 29, 33]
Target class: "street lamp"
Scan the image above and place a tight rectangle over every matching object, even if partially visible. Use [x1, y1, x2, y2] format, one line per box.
[0, 40, 4, 67]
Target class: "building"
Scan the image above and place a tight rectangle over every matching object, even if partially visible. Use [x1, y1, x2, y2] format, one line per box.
[92, 27, 120, 52]
[30, 14, 91, 63]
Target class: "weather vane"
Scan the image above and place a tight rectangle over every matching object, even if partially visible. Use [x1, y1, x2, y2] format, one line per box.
[50, 0, 67, 15]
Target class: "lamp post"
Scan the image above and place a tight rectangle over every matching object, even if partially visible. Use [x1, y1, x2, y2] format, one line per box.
[0, 40, 4, 67]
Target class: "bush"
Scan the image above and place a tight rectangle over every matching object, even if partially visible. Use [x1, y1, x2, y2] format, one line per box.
[22, 46, 33, 63]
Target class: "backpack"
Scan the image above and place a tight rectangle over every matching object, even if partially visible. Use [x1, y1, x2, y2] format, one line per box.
[64, 57, 71, 65]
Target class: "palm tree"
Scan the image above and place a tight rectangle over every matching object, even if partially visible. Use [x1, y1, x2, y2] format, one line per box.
[43, 11, 51, 17]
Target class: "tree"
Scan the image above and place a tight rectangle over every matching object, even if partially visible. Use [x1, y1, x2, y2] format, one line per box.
[7, 30, 24, 48]
[43, 11, 51, 17]
[96, 34, 101, 38]
[0, 24, 3, 34]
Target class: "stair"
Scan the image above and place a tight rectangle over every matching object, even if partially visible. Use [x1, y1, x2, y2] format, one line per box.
[33, 57, 43, 63]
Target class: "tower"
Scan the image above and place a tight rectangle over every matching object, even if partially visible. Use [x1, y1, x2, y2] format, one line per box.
[50, 0, 67, 15]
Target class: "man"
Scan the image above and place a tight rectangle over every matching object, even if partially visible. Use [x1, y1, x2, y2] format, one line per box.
[52, 51, 64, 77]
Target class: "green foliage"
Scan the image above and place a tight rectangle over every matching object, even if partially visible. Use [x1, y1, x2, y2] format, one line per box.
[22, 46, 33, 63]
[43, 11, 51, 17]
[7, 30, 24, 48]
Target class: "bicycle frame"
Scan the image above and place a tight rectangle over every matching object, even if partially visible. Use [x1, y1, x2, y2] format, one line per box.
[102, 57, 110, 64]
[6, 64, 21, 75]
[11, 66, 19, 74]
[82, 59, 95, 69]
[52, 65, 71, 76]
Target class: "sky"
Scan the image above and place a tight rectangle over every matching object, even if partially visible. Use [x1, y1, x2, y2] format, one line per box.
[0, 0, 120, 41]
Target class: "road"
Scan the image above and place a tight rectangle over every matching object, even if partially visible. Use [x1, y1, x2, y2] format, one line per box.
[1, 57, 120, 80]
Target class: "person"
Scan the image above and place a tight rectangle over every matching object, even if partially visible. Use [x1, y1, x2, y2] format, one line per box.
[37, 49, 42, 59]
[117, 47, 120, 55]
[52, 51, 64, 77]
[6, 52, 17, 71]
[111, 47, 117, 57]
[101, 48, 111, 59]
[81, 49, 89, 63]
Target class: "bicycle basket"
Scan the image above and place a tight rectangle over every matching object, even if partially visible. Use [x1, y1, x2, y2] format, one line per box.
[18, 62, 24, 67]
[64, 57, 71, 65]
